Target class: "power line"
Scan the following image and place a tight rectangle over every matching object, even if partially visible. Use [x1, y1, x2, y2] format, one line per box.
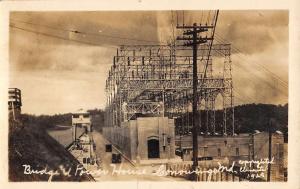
[14, 16, 288, 87]
[214, 32, 288, 87]
[235, 60, 288, 96]
[206, 10, 211, 25]
[213, 39, 288, 105]
[10, 19, 71, 32]
[233, 88, 256, 104]
[200, 11, 204, 24]
[10, 24, 118, 49]
[232, 48, 288, 88]
[170, 10, 176, 44]
[213, 44, 286, 99]
[10, 18, 288, 100]
[10, 19, 163, 44]
[233, 60, 288, 97]
[213, 36, 288, 96]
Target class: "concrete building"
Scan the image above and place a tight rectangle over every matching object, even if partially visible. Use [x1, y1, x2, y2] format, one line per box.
[72, 109, 92, 142]
[176, 131, 287, 181]
[253, 131, 287, 181]
[8, 88, 22, 120]
[70, 109, 98, 170]
[103, 116, 176, 163]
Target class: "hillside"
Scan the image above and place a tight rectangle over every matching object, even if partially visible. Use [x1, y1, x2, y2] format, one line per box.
[175, 103, 288, 138]
[20, 103, 288, 139]
[20, 109, 105, 132]
[9, 118, 93, 181]
[231, 103, 288, 133]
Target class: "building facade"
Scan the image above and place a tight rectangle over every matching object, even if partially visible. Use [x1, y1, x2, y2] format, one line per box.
[70, 109, 98, 169]
[176, 132, 287, 181]
[72, 109, 92, 142]
[103, 116, 176, 163]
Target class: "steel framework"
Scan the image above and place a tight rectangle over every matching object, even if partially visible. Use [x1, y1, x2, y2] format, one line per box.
[105, 42, 234, 135]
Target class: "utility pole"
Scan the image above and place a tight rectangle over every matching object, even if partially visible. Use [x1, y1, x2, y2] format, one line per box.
[267, 119, 273, 182]
[176, 17, 217, 180]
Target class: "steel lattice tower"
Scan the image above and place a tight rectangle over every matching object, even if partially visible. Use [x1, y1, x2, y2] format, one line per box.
[105, 44, 234, 136]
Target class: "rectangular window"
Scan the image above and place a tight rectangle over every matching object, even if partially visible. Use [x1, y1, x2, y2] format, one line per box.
[73, 115, 79, 118]
[83, 114, 89, 118]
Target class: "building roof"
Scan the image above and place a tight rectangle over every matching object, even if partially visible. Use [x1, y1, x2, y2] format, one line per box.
[72, 108, 89, 115]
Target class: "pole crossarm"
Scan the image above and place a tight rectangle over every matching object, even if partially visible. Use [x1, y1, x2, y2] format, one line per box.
[176, 25, 214, 29]
[118, 44, 230, 56]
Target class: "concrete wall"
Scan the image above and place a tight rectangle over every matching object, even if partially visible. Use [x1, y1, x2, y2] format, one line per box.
[177, 134, 251, 161]
[176, 132, 287, 181]
[136, 117, 175, 160]
[103, 117, 175, 161]
[253, 132, 286, 181]
[72, 114, 91, 127]
[102, 123, 133, 159]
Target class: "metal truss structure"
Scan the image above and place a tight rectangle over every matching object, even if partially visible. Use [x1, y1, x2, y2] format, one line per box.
[105, 42, 234, 136]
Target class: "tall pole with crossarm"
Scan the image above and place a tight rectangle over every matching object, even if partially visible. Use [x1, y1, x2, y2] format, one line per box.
[176, 10, 219, 181]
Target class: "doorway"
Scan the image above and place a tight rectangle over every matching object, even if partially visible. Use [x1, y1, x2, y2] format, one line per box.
[147, 138, 160, 158]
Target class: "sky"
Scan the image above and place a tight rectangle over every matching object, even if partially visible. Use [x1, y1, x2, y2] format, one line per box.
[9, 10, 289, 115]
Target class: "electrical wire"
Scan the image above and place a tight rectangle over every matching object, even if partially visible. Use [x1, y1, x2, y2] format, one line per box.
[213, 36, 288, 97]
[10, 19, 163, 44]
[214, 32, 288, 88]
[213, 44, 277, 101]
[206, 10, 211, 25]
[11, 16, 288, 105]
[171, 10, 176, 45]
[10, 24, 117, 48]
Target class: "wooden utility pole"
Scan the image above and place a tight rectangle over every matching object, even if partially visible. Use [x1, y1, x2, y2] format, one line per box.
[176, 11, 218, 180]
[191, 25, 200, 176]
[267, 120, 273, 182]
